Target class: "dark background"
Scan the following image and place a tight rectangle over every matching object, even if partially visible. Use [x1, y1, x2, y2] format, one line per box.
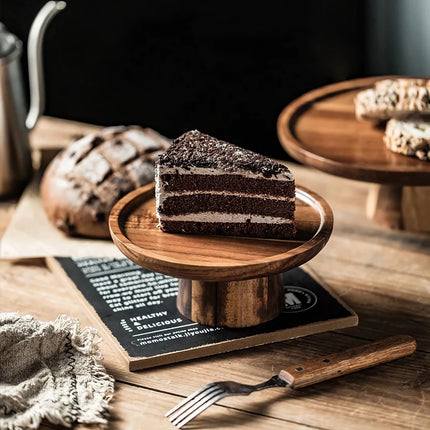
[1, 1, 368, 160]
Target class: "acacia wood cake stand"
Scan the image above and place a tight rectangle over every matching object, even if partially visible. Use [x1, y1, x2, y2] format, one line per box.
[277, 76, 430, 230]
[109, 183, 333, 328]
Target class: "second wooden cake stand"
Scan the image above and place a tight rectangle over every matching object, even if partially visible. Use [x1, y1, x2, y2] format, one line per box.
[109, 183, 333, 328]
[277, 76, 430, 230]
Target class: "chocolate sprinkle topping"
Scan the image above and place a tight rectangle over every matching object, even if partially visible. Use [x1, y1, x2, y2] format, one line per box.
[157, 130, 292, 178]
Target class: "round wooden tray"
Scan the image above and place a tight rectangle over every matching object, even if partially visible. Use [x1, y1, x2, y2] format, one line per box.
[277, 76, 430, 229]
[109, 183, 333, 328]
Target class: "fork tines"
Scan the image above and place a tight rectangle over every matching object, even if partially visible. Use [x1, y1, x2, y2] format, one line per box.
[166, 383, 228, 428]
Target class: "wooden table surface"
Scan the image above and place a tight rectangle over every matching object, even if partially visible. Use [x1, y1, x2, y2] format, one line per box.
[1, 117, 429, 430]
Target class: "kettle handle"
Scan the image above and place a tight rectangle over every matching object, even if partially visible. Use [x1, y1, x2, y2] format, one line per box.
[26, 1, 66, 130]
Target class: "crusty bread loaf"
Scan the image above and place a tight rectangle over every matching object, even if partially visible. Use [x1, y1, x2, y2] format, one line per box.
[384, 119, 430, 161]
[41, 126, 170, 238]
[355, 78, 430, 121]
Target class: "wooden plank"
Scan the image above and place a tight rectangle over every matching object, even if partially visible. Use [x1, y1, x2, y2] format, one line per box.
[38, 381, 315, 430]
[0, 175, 122, 259]
[309, 258, 430, 352]
[104, 335, 429, 430]
[317, 233, 430, 280]
[1, 116, 429, 429]
[1, 259, 428, 429]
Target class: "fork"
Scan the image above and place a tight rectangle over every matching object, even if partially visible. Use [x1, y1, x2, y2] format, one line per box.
[166, 335, 416, 428]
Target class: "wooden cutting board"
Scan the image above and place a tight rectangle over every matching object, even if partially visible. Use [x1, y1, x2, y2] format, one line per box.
[0, 174, 122, 258]
[47, 256, 358, 371]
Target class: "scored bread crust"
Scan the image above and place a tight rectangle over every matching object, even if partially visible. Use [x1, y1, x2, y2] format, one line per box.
[355, 78, 430, 121]
[383, 119, 430, 161]
[41, 126, 170, 238]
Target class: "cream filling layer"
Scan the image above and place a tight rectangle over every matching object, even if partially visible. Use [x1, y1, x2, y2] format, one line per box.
[157, 190, 295, 206]
[158, 212, 294, 224]
[157, 165, 294, 181]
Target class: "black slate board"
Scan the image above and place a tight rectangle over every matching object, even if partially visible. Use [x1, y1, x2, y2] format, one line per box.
[47, 257, 358, 370]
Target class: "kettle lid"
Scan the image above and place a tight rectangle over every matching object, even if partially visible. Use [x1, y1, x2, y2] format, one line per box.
[0, 23, 21, 58]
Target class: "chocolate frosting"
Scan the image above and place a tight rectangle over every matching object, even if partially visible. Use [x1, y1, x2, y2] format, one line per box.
[157, 130, 292, 178]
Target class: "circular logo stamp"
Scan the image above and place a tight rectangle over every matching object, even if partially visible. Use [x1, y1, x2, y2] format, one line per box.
[283, 286, 318, 313]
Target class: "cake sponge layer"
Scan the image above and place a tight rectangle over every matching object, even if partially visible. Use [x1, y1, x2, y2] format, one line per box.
[158, 193, 295, 218]
[158, 220, 296, 239]
[158, 172, 294, 195]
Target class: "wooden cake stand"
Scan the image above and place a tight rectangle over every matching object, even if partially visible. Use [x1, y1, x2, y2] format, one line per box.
[109, 183, 333, 328]
[277, 76, 430, 230]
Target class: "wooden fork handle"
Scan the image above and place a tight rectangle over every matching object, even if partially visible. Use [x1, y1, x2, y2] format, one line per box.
[279, 335, 416, 389]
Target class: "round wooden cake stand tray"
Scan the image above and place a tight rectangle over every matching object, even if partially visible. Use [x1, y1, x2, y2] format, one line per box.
[277, 76, 430, 230]
[109, 183, 333, 328]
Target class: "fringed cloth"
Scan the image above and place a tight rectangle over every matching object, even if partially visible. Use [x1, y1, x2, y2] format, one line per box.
[0, 313, 114, 429]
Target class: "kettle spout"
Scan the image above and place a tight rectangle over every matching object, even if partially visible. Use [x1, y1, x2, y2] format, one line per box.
[25, 1, 66, 130]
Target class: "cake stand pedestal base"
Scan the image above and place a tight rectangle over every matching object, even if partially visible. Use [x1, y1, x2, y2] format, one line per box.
[366, 184, 430, 231]
[177, 274, 285, 328]
[109, 183, 334, 329]
[366, 184, 404, 230]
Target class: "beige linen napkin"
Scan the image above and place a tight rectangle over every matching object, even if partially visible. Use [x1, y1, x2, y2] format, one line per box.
[0, 313, 114, 429]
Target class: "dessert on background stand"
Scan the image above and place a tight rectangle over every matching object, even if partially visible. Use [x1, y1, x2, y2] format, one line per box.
[277, 76, 430, 231]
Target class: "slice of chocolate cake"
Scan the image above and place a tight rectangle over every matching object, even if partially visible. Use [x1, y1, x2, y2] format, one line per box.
[155, 130, 296, 239]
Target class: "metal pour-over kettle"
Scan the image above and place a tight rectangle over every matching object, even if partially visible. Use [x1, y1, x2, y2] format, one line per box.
[0, 1, 66, 196]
